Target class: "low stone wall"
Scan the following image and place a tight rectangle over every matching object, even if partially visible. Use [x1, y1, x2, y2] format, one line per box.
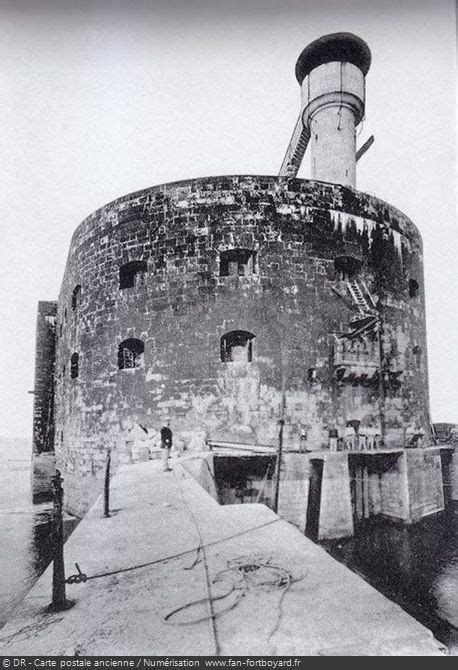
[278, 453, 310, 532]
[406, 449, 444, 521]
[176, 448, 448, 542]
[59, 469, 106, 518]
[317, 453, 354, 540]
[379, 453, 410, 521]
[181, 454, 219, 502]
[450, 449, 458, 502]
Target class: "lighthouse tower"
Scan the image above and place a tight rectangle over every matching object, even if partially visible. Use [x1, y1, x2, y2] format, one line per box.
[296, 32, 371, 186]
[280, 33, 372, 186]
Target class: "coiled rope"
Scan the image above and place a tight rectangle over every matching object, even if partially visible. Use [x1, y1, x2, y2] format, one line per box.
[65, 518, 281, 584]
[164, 553, 292, 627]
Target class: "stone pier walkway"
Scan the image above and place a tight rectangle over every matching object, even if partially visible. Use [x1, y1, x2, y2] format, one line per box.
[0, 458, 446, 655]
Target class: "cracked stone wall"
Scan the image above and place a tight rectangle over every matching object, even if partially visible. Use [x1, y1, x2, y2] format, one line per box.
[53, 175, 430, 515]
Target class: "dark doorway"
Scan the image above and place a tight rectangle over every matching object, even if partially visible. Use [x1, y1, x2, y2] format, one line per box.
[220, 330, 255, 363]
[213, 455, 276, 507]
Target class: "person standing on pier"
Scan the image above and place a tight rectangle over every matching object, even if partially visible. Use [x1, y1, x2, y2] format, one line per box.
[160, 419, 173, 471]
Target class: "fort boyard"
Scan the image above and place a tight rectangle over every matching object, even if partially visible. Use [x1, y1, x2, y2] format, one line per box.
[31, 33, 454, 539]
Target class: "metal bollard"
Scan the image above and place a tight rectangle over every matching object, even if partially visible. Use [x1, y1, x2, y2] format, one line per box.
[104, 449, 111, 518]
[47, 470, 74, 611]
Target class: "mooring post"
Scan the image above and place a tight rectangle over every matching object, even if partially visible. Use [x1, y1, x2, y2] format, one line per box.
[48, 469, 73, 611]
[104, 449, 111, 518]
[273, 419, 285, 514]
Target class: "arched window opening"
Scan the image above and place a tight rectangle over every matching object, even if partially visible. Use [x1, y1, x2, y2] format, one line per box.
[333, 243, 363, 280]
[70, 352, 79, 379]
[219, 249, 257, 278]
[119, 260, 147, 289]
[71, 284, 81, 311]
[409, 278, 419, 298]
[220, 330, 255, 363]
[118, 338, 144, 370]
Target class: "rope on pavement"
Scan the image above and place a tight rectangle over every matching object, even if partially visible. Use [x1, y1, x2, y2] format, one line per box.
[164, 553, 292, 628]
[65, 516, 281, 583]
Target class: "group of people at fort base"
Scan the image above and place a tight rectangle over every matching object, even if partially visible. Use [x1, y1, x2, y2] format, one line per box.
[137, 419, 428, 467]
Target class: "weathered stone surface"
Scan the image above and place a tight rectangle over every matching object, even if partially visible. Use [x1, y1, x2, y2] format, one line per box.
[452, 452, 458, 502]
[32, 301, 57, 455]
[51, 175, 431, 515]
[406, 448, 445, 520]
[278, 452, 310, 531]
[31, 452, 55, 502]
[317, 452, 354, 540]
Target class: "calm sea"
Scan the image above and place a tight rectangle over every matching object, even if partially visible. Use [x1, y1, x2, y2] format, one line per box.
[323, 507, 457, 652]
[0, 438, 456, 654]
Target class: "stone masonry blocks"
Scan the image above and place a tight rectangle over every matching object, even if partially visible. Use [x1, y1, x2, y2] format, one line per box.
[52, 175, 430, 515]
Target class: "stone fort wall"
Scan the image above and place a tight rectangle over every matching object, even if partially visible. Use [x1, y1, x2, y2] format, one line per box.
[33, 300, 57, 455]
[53, 175, 430, 515]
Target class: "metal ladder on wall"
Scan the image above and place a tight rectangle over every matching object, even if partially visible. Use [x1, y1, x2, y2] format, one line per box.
[279, 116, 311, 177]
[346, 279, 377, 316]
[278, 106, 374, 178]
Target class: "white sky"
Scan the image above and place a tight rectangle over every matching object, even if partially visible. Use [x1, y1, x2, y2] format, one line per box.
[0, 0, 456, 439]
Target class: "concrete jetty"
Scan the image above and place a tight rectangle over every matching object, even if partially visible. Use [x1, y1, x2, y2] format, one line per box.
[0, 458, 446, 656]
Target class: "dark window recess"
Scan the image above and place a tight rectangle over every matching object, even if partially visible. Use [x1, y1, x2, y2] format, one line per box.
[71, 284, 81, 311]
[62, 364, 66, 377]
[118, 338, 144, 370]
[70, 352, 79, 379]
[413, 345, 422, 365]
[64, 307, 67, 322]
[308, 367, 317, 383]
[334, 256, 362, 280]
[60, 431, 63, 442]
[119, 260, 147, 289]
[219, 249, 257, 277]
[59, 323, 63, 337]
[336, 367, 345, 382]
[409, 278, 420, 298]
[220, 330, 255, 363]
[334, 242, 363, 280]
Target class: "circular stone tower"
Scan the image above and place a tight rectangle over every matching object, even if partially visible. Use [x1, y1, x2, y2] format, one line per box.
[53, 35, 431, 516]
